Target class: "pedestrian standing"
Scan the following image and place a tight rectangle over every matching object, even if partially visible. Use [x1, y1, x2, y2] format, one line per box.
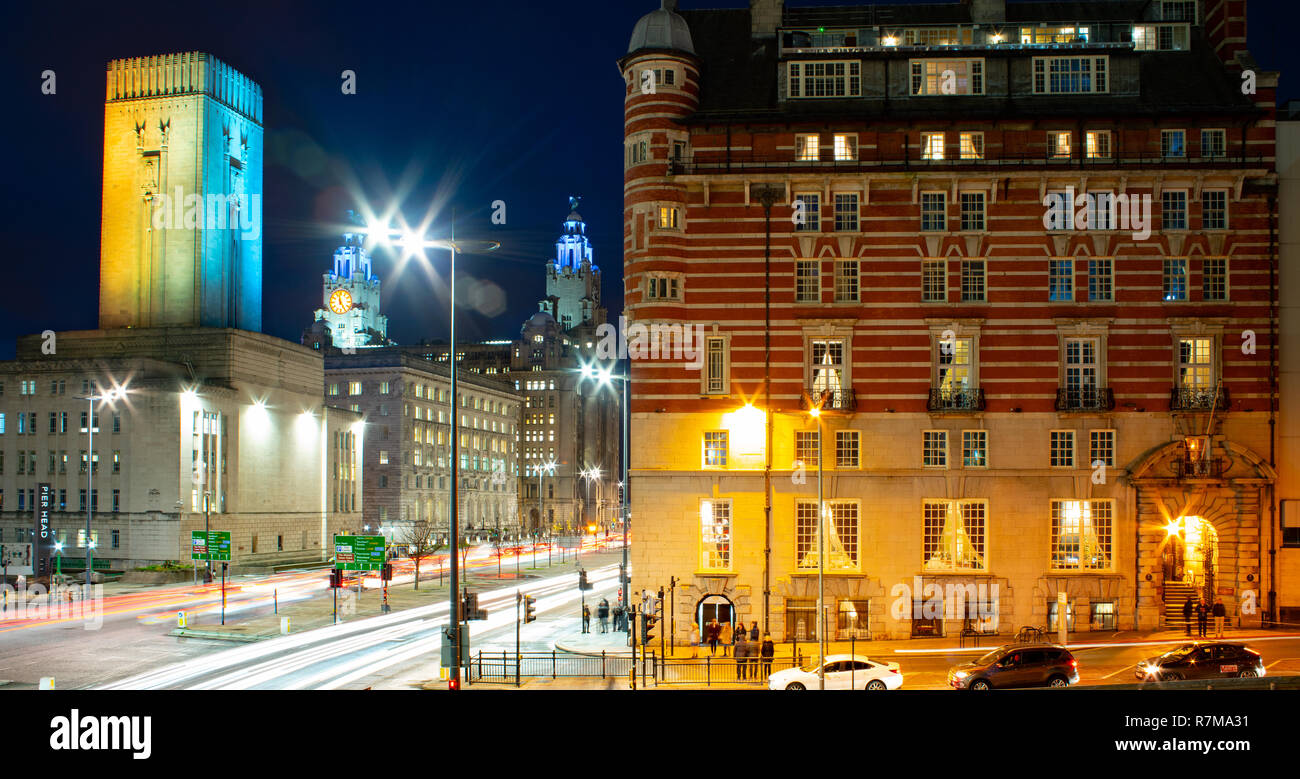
[1212, 599, 1226, 638]
[1182, 596, 1194, 636]
[760, 632, 775, 678]
[690, 622, 700, 659]
[707, 618, 721, 655]
[1196, 599, 1209, 638]
[598, 598, 610, 633]
[749, 621, 760, 642]
[734, 634, 748, 679]
[720, 620, 733, 657]
[582, 604, 591, 634]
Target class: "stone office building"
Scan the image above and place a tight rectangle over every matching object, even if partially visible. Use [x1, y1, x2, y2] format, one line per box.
[621, 0, 1280, 640]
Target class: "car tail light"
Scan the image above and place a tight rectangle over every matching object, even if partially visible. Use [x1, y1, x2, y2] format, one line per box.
[1070, 659, 1078, 667]
[889, 668, 900, 674]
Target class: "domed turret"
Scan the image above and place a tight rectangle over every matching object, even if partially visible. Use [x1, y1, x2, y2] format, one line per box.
[628, 1, 694, 55]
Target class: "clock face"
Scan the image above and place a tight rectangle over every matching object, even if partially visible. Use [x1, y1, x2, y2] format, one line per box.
[328, 288, 354, 315]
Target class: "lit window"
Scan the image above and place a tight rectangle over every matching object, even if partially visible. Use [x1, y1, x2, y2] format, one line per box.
[796, 500, 859, 571]
[700, 499, 732, 571]
[1177, 337, 1214, 390]
[833, 134, 857, 161]
[923, 500, 986, 571]
[348, 381, 362, 395]
[1085, 131, 1112, 159]
[796, 133, 820, 162]
[921, 132, 945, 160]
[910, 59, 984, 95]
[1161, 129, 1186, 158]
[1051, 500, 1113, 570]
[959, 132, 983, 160]
[1020, 26, 1089, 44]
[658, 206, 681, 229]
[809, 339, 847, 407]
[1048, 131, 1072, 159]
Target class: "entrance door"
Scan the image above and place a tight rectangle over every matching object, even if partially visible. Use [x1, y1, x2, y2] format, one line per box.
[698, 595, 733, 636]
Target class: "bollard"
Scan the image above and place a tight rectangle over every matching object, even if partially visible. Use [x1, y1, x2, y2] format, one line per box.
[177, 611, 187, 629]
[39, 677, 55, 690]
[280, 616, 291, 635]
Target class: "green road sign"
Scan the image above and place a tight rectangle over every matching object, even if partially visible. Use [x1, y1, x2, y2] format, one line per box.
[191, 530, 232, 561]
[334, 535, 385, 571]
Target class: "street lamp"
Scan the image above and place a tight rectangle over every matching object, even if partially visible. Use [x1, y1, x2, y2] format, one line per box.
[362, 213, 499, 690]
[809, 404, 826, 690]
[75, 385, 127, 595]
[580, 361, 629, 609]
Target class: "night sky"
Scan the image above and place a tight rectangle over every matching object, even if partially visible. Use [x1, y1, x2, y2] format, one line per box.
[2, 0, 1296, 359]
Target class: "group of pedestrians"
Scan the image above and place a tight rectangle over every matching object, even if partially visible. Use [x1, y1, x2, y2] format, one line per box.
[686, 617, 774, 679]
[580, 598, 627, 633]
[1182, 596, 1228, 638]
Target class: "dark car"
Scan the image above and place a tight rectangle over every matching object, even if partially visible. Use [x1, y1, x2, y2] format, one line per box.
[1135, 642, 1265, 682]
[948, 644, 1079, 690]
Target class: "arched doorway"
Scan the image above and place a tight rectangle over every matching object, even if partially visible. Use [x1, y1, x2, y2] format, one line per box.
[696, 594, 735, 637]
[1162, 516, 1219, 596]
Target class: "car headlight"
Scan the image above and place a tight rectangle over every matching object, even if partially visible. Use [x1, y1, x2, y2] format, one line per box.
[953, 671, 968, 679]
[1141, 664, 1158, 676]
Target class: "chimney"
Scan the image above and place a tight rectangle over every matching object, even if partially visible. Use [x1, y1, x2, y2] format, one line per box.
[750, 0, 783, 40]
[1202, 0, 1249, 66]
[968, 0, 1006, 25]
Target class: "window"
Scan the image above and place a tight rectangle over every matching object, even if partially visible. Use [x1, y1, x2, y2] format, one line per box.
[1085, 131, 1112, 159]
[112, 491, 120, 514]
[1085, 192, 1114, 230]
[920, 132, 945, 161]
[1161, 129, 1186, 158]
[794, 193, 820, 232]
[795, 133, 820, 161]
[1033, 56, 1108, 94]
[1162, 191, 1188, 231]
[833, 134, 857, 161]
[1160, 0, 1197, 22]
[1201, 129, 1227, 159]
[1163, 258, 1188, 301]
[838, 600, 871, 638]
[962, 430, 988, 468]
[1202, 258, 1228, 301]
[627, 139, 648, 165]
[923, 430, 947, 468]
[1049, 259, 1074, 301]
[921, 192, 946, 232]
[1064, 338, 1100, 406]
[902, 27, 972, 46]
[910, 59, 984, 95]
[795, 260, 820, 302]
[1090, 429, 1116, 467]
[704, 336, 728, 394]
[785, 599, 818, 641]
[788, 61, 861, 98]
[1088, 258, 1113, 302]
[1178, 337, 1214, 390]
[833, 193, 859, 231]
[1050, 500, 1113, 571]
[835, 430, 859, 468]
[658, 206, 681, 230]
[834, 260, 859, 302]
[959, 192, 985, 231]
[1048, 131, 1072, 159]
[1133, 24, 1190, 50]
[795, 430, 820, 466]
[922, 500, 987, 571]
[1202, 190, 1228, 231]
[1050, 430, 1076, 468]
[703, 431, 728, 467]
[960, 260, 985, 302]
[959, 132, 984, 160]
[1020, 26, 1089, 44]
[796, 500, 859, 571]
[646, 275, 681, 301]
[700, 499, 732, 571]
[1091, 602, 1117, 631]
[809, 339, 846, 406]
[922, 259, 946, 302]
[112, 450, 120, 474]
[937, 336, 973, 397]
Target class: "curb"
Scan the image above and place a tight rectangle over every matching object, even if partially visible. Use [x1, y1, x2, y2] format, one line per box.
[554, 638, 634, 658]
[169, 628, 272, 643]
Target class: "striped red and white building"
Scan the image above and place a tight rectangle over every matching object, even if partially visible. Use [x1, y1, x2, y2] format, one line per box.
[620, 0, 1281, 640]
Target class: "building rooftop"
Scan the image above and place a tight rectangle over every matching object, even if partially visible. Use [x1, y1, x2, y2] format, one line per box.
[628, 1, 696, 55]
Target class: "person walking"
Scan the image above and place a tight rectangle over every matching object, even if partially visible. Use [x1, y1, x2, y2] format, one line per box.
[1196, 599, 1209, 638]
[720, 620, 733, 657]
[689, 622, 700, 659]
[749, 621, 760, 642]
[760, 632, 775, 679]
[1182, 596, 1194, 636]
[1212, 599, 1227, 638]
[597, 598, 610, 634]
[706, 618, 721, 656]
[582, 604, 591, 634]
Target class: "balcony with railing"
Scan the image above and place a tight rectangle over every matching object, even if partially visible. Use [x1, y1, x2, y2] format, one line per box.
[1055, 387, 1115, 413]
[1169, 386, 1229, 412]
[800, 388, 856, 412]
[1171, 457, 1228, 479]
[927, 388, 985, 413]
[667, 151, 1264, 177]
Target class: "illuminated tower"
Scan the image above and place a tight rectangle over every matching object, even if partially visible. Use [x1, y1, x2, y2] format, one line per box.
[542, 198, 603, 333]
[99, 52, 264, 331]
[313, 223, 388, 350]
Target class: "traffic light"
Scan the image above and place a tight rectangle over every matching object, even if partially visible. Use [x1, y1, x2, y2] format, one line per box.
[382, 563, 393, 582]
[523, 594, 538, 623]
[642, 613, 657, 643]
[329, 569, 342, 588]
[579, 569, 589, 591]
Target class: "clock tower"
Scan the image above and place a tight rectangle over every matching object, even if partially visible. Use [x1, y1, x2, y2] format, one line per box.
[311, 221, 388, 350]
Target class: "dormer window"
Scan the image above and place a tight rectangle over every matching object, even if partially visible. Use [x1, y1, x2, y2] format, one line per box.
[789, 61, 861, 98]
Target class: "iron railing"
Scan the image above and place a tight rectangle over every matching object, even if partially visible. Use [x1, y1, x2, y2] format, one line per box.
[668, 154, 1266, 177]
[467, 650, 634, 683]
[800, 388, 857, 412]
[1172, 457, 1228, 479]
[927, 388, 986, 412]
[1169, 386, 1229, 411]
[1055, 387, 1116, 412]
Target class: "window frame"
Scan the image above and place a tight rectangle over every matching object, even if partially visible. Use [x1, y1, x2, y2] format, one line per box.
[920, 132, 945, 161]
[833, 192, 860, 231]
[962, 429, 988, 469]
[920, 191, 947, 232]
[959, 191, 986, 232]
[794, 192, 821, 233]
[702, 334, 731, 395]
[922, 429, 948, 468]
[835, 430, 860, 469]
[1032, 56, 1109, 95]
[699, 498, 733, 572]
[703, 430, 729, 468]
[833, 259, 860, 302]
[1050, 499, 1115, 572]
[1201, 257, 1229, 302]
[788, 60, 862, 99]
[909, 58, 985, 96]
[795, 259, 820, 302]
[1088, 257, 1114, 302]
[1089, 429, 1116, 468]
[922, 499, 988, 572]
[1050, 429, 1076, 469]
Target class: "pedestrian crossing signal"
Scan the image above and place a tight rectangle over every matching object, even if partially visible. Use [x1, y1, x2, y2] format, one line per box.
[523, 594, 537, 623]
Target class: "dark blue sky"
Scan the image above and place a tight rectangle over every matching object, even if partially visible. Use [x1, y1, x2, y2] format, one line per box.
[2, 0, 1296, 358]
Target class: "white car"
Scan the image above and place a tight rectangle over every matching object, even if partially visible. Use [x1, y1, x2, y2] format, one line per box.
[768, 654, 904, 690]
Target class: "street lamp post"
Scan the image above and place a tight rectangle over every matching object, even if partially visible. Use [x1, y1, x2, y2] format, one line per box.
[362, 213, 499, 690]
[76, 387, 124, 596]
[579, 362, 629, 610]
